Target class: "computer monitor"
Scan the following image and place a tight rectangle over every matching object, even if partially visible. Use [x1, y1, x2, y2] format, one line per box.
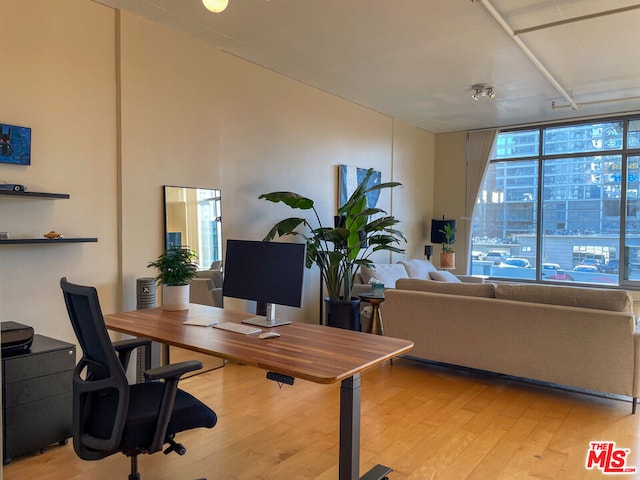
[223, 239, 306, 327]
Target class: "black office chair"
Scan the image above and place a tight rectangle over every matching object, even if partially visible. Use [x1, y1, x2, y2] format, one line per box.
[60, 278, 217, 480]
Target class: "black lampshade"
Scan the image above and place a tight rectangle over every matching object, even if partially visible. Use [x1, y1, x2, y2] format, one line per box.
[431, 218, 456, 244]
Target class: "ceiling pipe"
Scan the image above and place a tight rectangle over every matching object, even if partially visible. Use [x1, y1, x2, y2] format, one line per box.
[471, 0, 580, 111]
[552, 96, 640, 111]
[514, 4, 640, 36]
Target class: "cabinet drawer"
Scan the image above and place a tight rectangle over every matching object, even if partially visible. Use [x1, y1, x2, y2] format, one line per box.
[4, 392, 72, 459]
[4, 370, 72, 408]
[3, 345, 75, 384]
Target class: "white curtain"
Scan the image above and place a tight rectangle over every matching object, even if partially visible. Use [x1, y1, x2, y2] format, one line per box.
[465, 129, 498, 255]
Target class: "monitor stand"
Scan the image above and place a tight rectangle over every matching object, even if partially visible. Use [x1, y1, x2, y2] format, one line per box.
[242, 303, 291, 328]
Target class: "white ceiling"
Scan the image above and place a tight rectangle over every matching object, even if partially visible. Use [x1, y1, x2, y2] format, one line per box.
[94, 0, 640, 133]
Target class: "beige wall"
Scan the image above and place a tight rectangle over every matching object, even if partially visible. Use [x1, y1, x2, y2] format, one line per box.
[390, 120, 436, 261]
[0, 0, 118, 344]
[118, 11, 225, 312]
[0, 1, 440, 336]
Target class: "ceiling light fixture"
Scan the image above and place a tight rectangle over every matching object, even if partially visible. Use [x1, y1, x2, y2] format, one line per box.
[471, 83, 496, 101]
[202, 0, 229, 13]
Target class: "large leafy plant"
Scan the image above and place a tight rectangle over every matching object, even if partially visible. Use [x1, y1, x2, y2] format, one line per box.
[147, 246, 199, 286]
[260, 168, 406, 301]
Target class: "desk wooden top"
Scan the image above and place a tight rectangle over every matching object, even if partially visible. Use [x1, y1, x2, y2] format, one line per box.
[104, 304, 413, 384]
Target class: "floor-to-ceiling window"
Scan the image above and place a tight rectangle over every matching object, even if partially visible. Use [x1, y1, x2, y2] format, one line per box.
[471, 115, 640, 287]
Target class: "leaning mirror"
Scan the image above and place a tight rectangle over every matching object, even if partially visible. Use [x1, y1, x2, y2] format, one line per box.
[163, 185, 223, 268]
[163, 185, 224, 374]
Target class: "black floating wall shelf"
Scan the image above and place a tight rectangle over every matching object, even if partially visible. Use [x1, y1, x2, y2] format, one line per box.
[1, 189, 98, 245]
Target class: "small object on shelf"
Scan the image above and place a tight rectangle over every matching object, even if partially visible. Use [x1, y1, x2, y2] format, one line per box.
[43, 230, 64, 239]
[0, 183, 26, 192]
[0, 232, 8, 239]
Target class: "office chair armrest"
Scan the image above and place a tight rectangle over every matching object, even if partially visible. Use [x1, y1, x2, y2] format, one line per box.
[113, 338, 152, 371]
[144, 360, 203, 381]
[143, 360, 204, 453]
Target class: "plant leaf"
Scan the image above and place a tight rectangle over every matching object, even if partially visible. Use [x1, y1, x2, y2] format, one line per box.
[259, 192, 314, 210]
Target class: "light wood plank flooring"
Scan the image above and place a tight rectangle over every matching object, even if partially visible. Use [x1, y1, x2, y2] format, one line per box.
[4, 357, 640, 479]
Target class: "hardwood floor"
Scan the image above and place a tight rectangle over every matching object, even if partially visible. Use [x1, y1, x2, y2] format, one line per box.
[4, 357, 640, 479]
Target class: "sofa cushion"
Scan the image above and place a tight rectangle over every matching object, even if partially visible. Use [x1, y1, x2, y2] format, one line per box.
[397, 259, 438, 279]
[494, 283, 633, 313]
[359, 263, 408, 288]
[429, 270, 462, 283]
[396, 278, 496, 298]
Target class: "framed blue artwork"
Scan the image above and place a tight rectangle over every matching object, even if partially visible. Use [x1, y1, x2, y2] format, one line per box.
[338, 165, 382, 209]
[0, 123, 31, 165]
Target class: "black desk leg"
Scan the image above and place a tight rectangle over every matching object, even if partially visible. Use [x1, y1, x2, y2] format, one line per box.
[339, 374, 392, 480]
[340, 375, 361, 480]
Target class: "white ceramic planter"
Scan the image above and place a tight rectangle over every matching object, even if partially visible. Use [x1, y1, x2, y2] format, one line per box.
[162, 284, 190, 311]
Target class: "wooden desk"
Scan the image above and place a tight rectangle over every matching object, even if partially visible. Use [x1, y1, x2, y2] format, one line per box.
[104, 304, 413, 480]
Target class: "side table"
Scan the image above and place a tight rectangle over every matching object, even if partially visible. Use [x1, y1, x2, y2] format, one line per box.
[359, 293, 385, 335]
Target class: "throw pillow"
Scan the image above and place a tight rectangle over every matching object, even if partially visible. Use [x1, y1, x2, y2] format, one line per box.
[429, 270, 462, 282]
[359, 263, 407, 288]
[398, 258, 438, 279]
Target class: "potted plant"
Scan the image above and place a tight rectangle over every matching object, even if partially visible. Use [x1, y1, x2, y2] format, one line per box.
[439, 222, 456, 269]
[148, 246, 199, 310]
[259, 168, 406, 329]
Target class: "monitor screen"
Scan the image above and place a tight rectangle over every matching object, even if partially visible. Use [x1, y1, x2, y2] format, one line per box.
[223, 239, 306, 308]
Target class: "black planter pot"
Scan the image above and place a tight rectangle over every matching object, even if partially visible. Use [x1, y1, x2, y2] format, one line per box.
[325, 297, 361, 331]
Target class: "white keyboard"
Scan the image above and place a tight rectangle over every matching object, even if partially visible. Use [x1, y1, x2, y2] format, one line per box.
[214, 322, 262, 335]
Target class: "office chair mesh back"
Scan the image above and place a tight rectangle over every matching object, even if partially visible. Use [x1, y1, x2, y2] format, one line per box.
[62, 279, 130, 460]
[60, 278, 218, 469]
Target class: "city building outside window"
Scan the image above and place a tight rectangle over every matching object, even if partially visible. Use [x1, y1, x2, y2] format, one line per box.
[471, 116, 640, 287]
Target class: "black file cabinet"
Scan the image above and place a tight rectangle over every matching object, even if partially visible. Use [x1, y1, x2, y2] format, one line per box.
[2, 334, 76, 464]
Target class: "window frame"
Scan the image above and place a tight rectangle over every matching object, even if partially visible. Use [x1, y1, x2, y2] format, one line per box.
[472, 114, 640, 288]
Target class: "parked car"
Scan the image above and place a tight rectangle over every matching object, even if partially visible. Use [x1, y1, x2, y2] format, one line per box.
[542, 263, 560, 272]
[471, 251, 485, 261]
[0, 183, 26, 192]
[503, 258, 532, 268]
[573, 265, 599, 273]
[602, 259, 619, 274]
[580, 258, 602, 269]
[484, 250, 510, 265]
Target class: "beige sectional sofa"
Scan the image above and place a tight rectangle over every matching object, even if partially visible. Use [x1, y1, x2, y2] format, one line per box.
[381, 278, 640, 413]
